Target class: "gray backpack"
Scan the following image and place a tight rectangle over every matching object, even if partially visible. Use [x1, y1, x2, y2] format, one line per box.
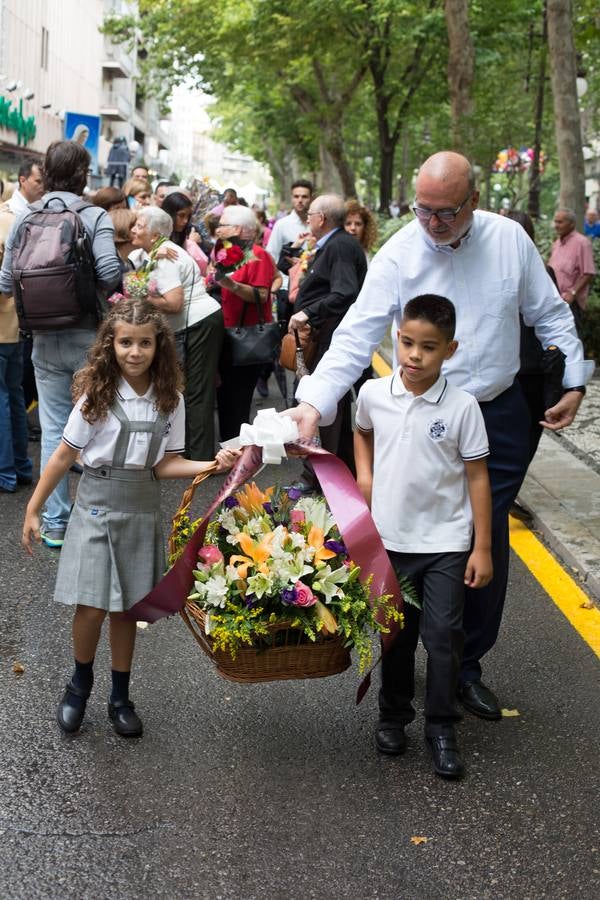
[12, 198, 99, 331]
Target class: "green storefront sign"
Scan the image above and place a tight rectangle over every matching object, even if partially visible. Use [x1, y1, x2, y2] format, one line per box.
[0, 97, 36, 147]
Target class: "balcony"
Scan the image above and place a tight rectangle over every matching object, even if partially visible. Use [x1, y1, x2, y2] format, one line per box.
[100, 90, 132, 121]
[102, 40, 134, 79]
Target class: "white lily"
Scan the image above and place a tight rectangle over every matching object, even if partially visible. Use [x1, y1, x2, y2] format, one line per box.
[311, 564, 350, 602]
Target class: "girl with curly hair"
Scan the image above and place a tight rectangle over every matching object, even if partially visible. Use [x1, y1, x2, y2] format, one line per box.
[344, 200, 378, 260]
[22, 299, 238, 739]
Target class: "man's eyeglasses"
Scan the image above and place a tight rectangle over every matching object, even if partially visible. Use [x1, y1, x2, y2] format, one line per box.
[216, 222, 234, 229]
[412, 192, 472, 223]
[307, 210, 322, 218]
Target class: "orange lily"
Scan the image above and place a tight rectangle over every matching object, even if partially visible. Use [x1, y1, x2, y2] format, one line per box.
[230, 531, 275, 578]
[234, 482, 274, 516]
[307, 525, 337, 563]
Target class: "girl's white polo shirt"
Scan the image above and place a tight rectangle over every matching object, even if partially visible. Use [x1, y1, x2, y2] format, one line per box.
[62, 378, 186, 469]
[355, 370, 489, 554]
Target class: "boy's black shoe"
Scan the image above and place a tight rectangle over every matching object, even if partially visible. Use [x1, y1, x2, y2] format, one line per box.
[426, 735, 464, 779]
[458, 680, 502, 720]
[57, 681, 89, 733]
[108, 699, 143, 737]
[375, 723, 406, 755]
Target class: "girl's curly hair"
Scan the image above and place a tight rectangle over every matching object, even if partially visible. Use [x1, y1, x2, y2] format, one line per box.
[72, 299, 184, 423]
[344, 199, 378, 253]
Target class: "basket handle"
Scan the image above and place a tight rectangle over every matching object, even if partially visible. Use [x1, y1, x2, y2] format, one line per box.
[168, 463, 218, 559]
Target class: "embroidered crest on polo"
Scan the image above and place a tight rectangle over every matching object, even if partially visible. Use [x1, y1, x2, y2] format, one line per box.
[427, 418, 447, 441]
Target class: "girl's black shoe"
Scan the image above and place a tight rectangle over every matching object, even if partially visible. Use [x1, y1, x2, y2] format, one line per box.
[57, 681, 89, 733]
[108, 699, 143, 737]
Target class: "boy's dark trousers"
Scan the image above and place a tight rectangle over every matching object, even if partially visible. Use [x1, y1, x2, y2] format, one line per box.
[379, 550, 468, 737]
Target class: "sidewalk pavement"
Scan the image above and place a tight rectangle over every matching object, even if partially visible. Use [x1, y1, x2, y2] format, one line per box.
[518, 377, 600, 603]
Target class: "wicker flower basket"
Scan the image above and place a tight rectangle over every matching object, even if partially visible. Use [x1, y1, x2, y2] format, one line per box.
[171, 470, 352, 683]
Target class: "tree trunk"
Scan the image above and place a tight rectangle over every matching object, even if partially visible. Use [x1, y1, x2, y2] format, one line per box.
[528, 3, 547, 220]
[444, 0, 475, 152]
[379, 143, 395, 214]
[318, 143, 344, 195]
[321, 132, 356, 197]
[546, 0, 586, 228]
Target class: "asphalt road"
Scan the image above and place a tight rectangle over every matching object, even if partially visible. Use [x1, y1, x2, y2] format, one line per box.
[1, 405, 599, 900]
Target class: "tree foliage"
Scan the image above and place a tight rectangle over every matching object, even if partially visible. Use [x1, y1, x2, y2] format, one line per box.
[104, 0, 600, 213]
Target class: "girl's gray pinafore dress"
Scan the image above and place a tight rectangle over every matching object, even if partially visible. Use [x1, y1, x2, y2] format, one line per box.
[54, 400, 168, 612]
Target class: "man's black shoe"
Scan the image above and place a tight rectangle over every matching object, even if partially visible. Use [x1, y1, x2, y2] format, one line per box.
[375, 723, 406, 755]
[108, 699, 143, 737]
[56, 681, 89, 733]
[458, 680, 502, 720]
[426, 735, 464, 779]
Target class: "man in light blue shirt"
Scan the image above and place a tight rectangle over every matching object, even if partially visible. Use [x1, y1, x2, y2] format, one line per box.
[288, 151, 593, 720]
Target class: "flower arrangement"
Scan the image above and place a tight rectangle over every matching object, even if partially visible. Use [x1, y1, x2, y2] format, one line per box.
[108, 236, 166, 304]
[171, 483, 407, 674]
[212, 237, 255, 279]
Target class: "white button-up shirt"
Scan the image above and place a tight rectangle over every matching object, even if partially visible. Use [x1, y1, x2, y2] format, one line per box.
[297, 210, 593, 424]
[266, 210, 309, 289]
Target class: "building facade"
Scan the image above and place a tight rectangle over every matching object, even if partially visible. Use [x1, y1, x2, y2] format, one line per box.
[0, 0, 170, 185]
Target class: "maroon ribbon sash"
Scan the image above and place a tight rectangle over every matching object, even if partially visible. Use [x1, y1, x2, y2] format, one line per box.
[126, 442, 403, 703]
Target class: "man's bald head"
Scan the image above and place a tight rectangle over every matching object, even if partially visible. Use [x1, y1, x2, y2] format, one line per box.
[416, 151, 475, 195]
[414, 151, 479, 247]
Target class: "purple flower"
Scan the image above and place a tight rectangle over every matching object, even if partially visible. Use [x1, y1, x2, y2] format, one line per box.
[245, 593, 258, 609]
[281, 586, 297, 605]
[263, 502, 273, 515]
[224, 496, 239, 509]
[287, 487, 302, 501]
[324, 539, 347, 555]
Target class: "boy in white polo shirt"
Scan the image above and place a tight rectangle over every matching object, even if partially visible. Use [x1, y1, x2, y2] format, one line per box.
[354, 294, 492, 780]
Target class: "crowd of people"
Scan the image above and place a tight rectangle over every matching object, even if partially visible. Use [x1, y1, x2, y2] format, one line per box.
[0, 139, 595, 775]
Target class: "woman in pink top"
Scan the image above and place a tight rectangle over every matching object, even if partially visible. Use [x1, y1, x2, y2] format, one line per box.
[162, 191, 209, 275]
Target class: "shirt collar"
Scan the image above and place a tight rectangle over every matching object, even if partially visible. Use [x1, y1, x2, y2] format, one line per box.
[8, 190, 28, 215]
[116, 376, 155, 402]
[418, 213, 476, 254]
[559, 229, 576, 245]
[315, 226, 340, 251]
[390, 368, 448, 404]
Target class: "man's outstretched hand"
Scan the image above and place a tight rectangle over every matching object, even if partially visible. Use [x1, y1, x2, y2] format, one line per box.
[280, 401, 321, 440]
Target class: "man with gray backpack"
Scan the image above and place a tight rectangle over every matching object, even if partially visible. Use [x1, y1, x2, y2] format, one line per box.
[0, 140, 121, 547]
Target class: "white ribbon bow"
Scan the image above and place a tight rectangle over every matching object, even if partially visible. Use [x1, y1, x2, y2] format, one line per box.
[220, 408, 299, 465]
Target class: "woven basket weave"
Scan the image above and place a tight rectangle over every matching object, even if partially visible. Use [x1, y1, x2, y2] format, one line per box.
[171, 470, 352, 683]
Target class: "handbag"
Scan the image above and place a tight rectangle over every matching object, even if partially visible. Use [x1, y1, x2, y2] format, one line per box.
[279, 326, 318, 373]
[224, 287, 281, 367]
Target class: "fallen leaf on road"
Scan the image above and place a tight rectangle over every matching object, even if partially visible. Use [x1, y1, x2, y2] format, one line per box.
[501, 708, 520, 717]
[12, 662, 25, 675]
[579, 600, 594, 609]
[136, 622, 149, 630]
[410, 836, 428, 845]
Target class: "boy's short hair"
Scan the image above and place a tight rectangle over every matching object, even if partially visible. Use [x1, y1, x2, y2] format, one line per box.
[402, 294, 456, 340]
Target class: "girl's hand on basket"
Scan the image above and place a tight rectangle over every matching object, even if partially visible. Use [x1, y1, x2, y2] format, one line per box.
[22, 510, 42, 556]
[215, 448, 241, 473]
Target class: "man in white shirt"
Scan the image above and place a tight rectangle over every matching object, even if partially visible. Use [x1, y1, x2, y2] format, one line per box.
[287, 151, 593, 720]
[8, 161, 44, 216]
[266, 180, 313, 326]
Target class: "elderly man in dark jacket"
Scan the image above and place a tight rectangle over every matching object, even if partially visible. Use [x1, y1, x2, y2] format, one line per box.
[287, 193, 367, 488]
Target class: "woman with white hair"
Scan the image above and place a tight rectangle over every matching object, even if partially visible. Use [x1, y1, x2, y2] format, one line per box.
[213, 204, 276, 440]
[129, 206, 224, 459]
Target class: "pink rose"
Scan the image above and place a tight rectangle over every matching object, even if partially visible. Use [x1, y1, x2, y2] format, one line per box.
[292, 581, 316, 608]
[290, 509, 305, 533]
[197, 545, 224, 569]
[215, 249, 227, 263]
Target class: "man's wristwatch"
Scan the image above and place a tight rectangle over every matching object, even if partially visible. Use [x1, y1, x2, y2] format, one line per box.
[565, 385, 586, 395]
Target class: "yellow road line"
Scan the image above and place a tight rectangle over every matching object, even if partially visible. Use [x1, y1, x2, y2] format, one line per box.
[371, 347, 600, 659]
[509, 517, 600, 659]
[372, 350, 391, 378]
